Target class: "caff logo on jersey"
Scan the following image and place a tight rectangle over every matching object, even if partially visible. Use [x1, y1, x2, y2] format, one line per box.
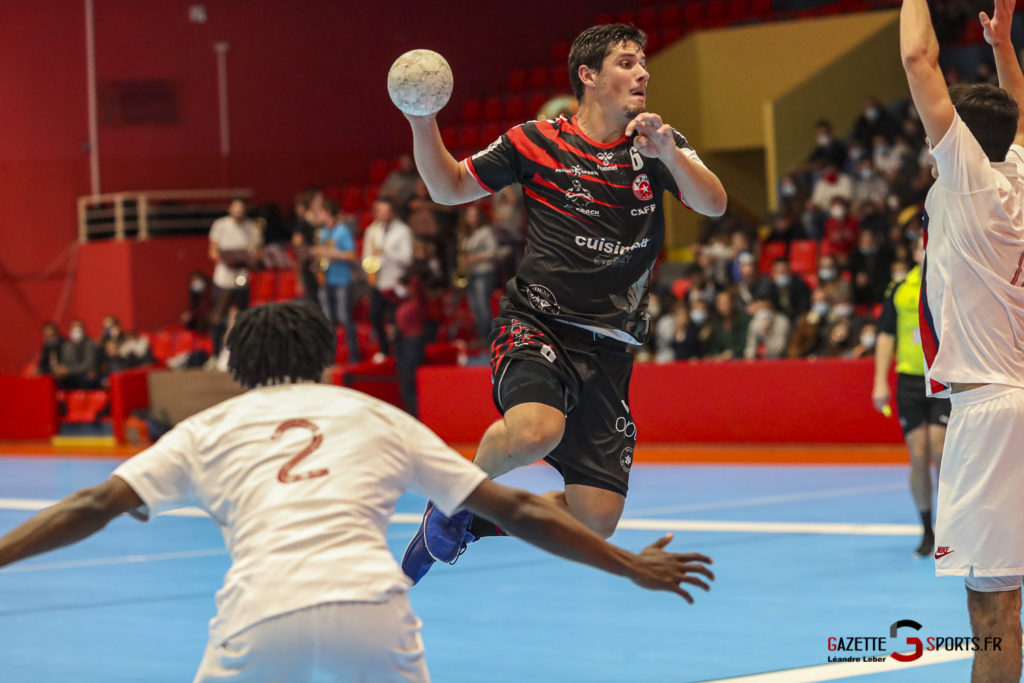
[633, 174, 654, 201]
[525, 284, 560, 315]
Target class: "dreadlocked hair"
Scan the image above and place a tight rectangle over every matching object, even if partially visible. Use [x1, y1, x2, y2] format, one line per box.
[226, 300, 335, 388]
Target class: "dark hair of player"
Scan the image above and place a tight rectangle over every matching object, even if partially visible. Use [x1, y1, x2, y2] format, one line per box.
[949, 82, 1018, 162]
[568, 23, 647, 101]
[226, 300, 335, 388]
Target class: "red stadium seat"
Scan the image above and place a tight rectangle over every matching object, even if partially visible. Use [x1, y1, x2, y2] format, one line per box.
[171, 329, 196, 357]
[789, 240, 819, 275]
[65, 390, 89, 422]
[638, 8, 658, 31]
[460, 98, 482, 124]
[661, 5, 681, 26]
[549, 41, 571, 63]
[440, 126, 458, 150]
[527, 65, 548, 90]
[150, 330, 173, 363]
[363, 184, 380, 206]
[277, 269, 298, 300]
[458, 126, 479, 149]
[506, 69, 527, 92]
[758, 242, 788, 274]
[505, 95, 526, 120]
[341, 186, 363, 213]
[250, 270, 276, 305]
[483, 97, 503, 122]
[550, 64, 569, 89]
[368, 158, 391, 184]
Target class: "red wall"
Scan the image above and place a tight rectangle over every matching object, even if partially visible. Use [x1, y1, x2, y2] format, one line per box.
[417, 359, 905, 445]
[0, 0, 624, 373]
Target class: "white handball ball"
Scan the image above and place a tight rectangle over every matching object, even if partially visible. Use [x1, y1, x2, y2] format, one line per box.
[387, 49, 453, 116]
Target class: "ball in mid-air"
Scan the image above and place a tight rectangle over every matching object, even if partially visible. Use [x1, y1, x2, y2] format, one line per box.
[387, 49, 453, 116]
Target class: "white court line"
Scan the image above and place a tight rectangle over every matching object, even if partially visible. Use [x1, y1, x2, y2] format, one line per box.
[0, 548, 227, 573]
[627, 483, 906, 516]
[0, 500, 919, 537]
[699, 649, 975, 682]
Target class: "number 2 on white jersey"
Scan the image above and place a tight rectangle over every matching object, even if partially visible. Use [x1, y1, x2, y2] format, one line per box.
[271, 419, 328, 483]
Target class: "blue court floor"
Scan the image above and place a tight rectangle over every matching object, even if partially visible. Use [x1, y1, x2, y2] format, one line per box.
[0, 455, 984, 682]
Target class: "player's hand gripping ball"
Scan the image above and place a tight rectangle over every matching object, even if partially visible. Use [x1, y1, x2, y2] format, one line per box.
[387, 49, 453, 116]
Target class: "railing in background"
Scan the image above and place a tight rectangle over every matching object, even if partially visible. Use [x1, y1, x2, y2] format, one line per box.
[77, 188, 253, 242]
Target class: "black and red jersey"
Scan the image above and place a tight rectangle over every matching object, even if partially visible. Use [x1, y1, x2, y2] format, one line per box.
[465, 114, 700, 343]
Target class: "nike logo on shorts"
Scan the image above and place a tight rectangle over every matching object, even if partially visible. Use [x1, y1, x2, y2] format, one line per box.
[934, 546, 954, 559]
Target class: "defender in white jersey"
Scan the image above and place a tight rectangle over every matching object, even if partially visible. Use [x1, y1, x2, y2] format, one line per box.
[0, 301, 713, 683]
[903, 0, 1024, 680]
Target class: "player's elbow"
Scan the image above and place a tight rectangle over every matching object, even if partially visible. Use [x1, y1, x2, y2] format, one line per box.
[706, 193, 728, 217]
[901, 46, 937, 74]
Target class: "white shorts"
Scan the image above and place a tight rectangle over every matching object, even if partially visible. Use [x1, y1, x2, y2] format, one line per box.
[935, 384, 1024, 580]
[193, 593, 429, 682]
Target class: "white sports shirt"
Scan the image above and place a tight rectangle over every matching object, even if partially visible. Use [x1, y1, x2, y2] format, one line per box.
[112, 383, 487, 644]
[920, 113, 1024, 397]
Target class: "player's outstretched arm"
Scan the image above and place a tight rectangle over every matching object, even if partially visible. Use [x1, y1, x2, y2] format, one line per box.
[980, 0, 1024, 144]
[901, 0, 954, 147]
[626, 112, 727, 217]
[462, 479, 714, 602]
[404, 113, 489, 206]
[872, 332, 896, 413]
[0, 477, 142, 569]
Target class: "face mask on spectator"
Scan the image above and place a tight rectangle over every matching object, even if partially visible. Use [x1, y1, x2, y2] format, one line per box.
[887, 195, 901, 212]
[190, 279, 206, 294]
[780, 181, 797, 198]
[817, 134, 831, 147]
[848, 146, 864, 161]
[834, 303, 853, 318]
[865, 106, 880, 122]
[819, 267, 838, 282]
[829, 206, 846, 220]
[70, 328, 84, 343]
[774, 274, 790, 287]
[691, 310, 709, 325]
[859, 168, 874, 180]
[812, 301, 830, 317]
[892, 268, 909, 281]
[860, 331, 877, 348]
[905, 229, 920, 242]
[109, 326, 120, 337]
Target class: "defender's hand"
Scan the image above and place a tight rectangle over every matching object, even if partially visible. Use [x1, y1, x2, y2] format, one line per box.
[629, 533, 714, 603]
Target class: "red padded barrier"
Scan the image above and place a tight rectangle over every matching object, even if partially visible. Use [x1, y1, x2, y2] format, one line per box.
[110, 367, 152, 443]
[0, 376, 58, 439]
[418, 359, 903, 445]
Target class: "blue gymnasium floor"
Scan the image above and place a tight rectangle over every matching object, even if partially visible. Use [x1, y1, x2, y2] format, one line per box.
[0, 455, 985, 682]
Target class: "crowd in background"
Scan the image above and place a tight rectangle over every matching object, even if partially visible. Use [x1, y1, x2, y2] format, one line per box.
[36, 77, 983, 414]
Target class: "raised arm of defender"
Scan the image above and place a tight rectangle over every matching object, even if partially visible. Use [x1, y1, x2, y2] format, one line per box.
[981, 0, 1024, 144]
[404, 113, 489, 206]
[900, 0, 955, 147]
[462, 479, 714, 601]
[626, 112, 727, 217]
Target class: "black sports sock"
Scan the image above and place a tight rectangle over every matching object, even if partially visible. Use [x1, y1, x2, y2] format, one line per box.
[920, 509, 933, 536]
[468, 515, 506, 539]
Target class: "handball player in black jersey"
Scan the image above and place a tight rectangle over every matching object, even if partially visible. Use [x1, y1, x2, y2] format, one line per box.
[401, 24, 726, 583]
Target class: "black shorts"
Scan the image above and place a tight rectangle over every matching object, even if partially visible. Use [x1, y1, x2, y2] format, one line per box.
[489, 313, 636, 496]
[896, 373, 951, 434]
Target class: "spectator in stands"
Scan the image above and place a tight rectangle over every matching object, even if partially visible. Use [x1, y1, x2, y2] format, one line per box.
[99, 337, 131, 384]
[100, 316, 124, 347]
[777, 172, 809, 220]
[787, 287, 831, 358]
[744, 297, 791, 360]
[491, 185, 526, 283]
[735, 252, 772, 313]
[851, 157, 889, 206]
[852, 97, 901, 148]
[392, 271, 430, 418]
[291, 188, 323, 305]
[872, 133, 903, 179]
[849, 228, 893, 306]
[362, 199, 414, 361]
[697, 205, 756, 245]
[763, 210, 798, 244]
[53, 320, 98, 390]
[654, 300, 702, 363]
[810, 162, 853, 211]
[312, 198, 360, 364]
[37, 321, 64, 377]
[688, 297, 714, 358]
[457, 204, 498, 345]
[822, 317, 856, 357]
[807, 119, 847, 170]
[727, 230, 753, 283]
[822, 197, 859, 267]
[847, 321, 877, 359]
[767, 257, 811, 321]
[183, 270, 212, 334]
[118, 331, 153, 368]
[209, 197, 261, 355]
[379, 153, 420, 211]
[407, 178, 458, 280]
[706, 291, 749, 361]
